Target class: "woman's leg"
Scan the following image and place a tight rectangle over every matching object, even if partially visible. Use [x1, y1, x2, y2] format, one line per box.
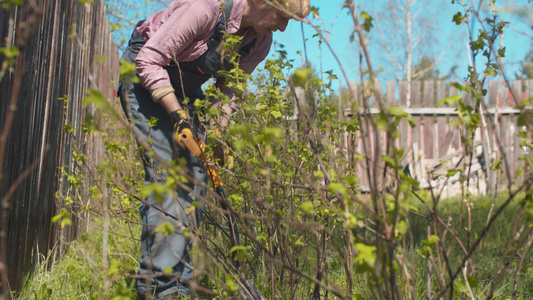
[118, 49, 206, 299]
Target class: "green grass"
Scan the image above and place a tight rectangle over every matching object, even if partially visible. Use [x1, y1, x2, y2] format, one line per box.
[16, 218, 140, 300]
[15, 193, 533, 299]
[403, 192, 533, 299]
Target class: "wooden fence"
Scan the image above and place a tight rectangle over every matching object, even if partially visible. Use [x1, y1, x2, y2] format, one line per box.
[0, 0, 119, 292]
[343, 80, 533, 195]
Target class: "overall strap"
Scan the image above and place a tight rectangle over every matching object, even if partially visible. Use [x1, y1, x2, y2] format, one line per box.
[220, 0, 233, 24]
[207, 0, 234, 49]
[239, 38, 256, 57]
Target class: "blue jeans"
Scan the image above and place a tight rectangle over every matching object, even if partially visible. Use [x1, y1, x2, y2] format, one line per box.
[118, 45, 207, 299]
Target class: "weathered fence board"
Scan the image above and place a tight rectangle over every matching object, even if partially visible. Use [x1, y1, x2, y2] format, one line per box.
[412, 81, 422, 149]
[340, 79, 530, 194]
[423, 81, 435, 159]
[0, 0, 118, 292]
[399, 81, 409, 151]
[436, 81, 448, 157]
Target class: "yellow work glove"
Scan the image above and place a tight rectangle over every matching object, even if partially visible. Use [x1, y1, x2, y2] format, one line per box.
[170, 109, 192, 144]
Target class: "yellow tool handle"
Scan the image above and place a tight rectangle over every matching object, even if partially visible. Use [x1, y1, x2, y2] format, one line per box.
[177, 128, 203, 158]
[178, 128, 224, 189]
[179, 129, 244, 273]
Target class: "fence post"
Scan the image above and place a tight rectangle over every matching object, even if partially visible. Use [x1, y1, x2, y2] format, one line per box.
[423, 81, 435, 159]
[512, 80, 522, 185]
[436, 81, 448, 158]
[411, 81, 422, 153]
[399, 81, 409, 153]
[500, 82, 511, 188]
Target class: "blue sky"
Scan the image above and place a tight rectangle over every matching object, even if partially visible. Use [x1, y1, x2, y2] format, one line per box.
[109, 0, 532, 86]
[271, 0, 532, 86]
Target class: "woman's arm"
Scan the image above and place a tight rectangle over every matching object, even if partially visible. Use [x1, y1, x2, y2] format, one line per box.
[135, 0, 219, 105]
[159, 92, 183, 114]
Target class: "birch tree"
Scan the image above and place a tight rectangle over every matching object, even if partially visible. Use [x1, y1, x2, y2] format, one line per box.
[365, 0, 455, 104]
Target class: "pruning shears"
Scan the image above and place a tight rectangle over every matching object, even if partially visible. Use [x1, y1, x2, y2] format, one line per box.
[177, 127, 241, 263]
[177, 128, 266, 300]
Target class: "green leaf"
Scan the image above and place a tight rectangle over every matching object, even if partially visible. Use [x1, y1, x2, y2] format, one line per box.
[68, 24, 77, 39]
[360, 11, 373, 32]
[452, 12, 464, 25]
[354, 243, 376, 273]
[327, 73, 338, 80]
[256, 232, 267, 241]
[0, 0, 24, 9]
[446, 170, 460, 177]
[300, 201, 315, 215]
[455, 275, 479, 294]
[492, 159, 502, 170]
[61, 218, 72, 226]
[376, 118, 388, 131]
[94, 55, 105, 63]
[386, 106, 416, 126]
[346, 213, 358, 229]
[51, 214, 61, 224]
[154, 221, 175, 236]
[497, 47, 506, 58]
[345, 175, 358, 186]
[0, 46, 19, 59]
[291, 68, 313, 86]
[51, 208, 71, 226]
[262, 127, 282, 139]
[381, 155, 397, 168]
[313, 170, 325, 178]
[395, 220, 407, 237]
[328, 182, 347, 196]
[140, 183, 172, 203]
[58, 95, 70, 102]
[147, 116, 159, 128]
[466, 275, 479, 288]
[417, 245, 432, 258]
[388, 106, 408, 118]
[84, 89, 109, 110]
[109, 23, 121, 31]
[229, 245, 252, 254]
[63, 123, 76, 135]
[119, 59, 140, 84]
[345, 118, 359, 134]
[450, 82, 465, 91]
[455, 280, 468, 293]
[485, 66, 497, 77]
[270, 110, 282, 119]
[517, 114, 527, 126]
[108, 259, 123, 276]
[438, 95, 462, 107]
[293, 235, 305, 246]
[422, 235, 440, 245]
[225, 275, 239, 292]
[406, 115, 416, 127]
[310, 6, 319, 18]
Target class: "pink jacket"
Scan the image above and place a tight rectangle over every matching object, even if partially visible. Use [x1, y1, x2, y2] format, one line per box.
[135, 0, 273, 102]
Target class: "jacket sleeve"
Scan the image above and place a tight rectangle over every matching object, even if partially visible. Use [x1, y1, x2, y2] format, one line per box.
[135, 1, 218, 91]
